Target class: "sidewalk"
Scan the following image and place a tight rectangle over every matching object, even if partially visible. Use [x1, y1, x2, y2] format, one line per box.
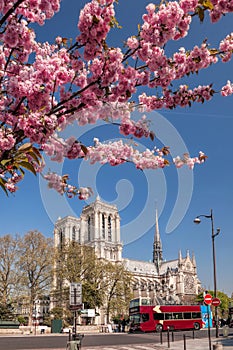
[81, 336, 233, 350]
[155, 335, 233, 350]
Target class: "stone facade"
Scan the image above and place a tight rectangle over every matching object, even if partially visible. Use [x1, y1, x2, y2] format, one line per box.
[53, 197, 201, 322]
[54, 196, 122, 262]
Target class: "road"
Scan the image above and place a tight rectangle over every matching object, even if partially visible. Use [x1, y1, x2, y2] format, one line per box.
[0, 329, 231, 350]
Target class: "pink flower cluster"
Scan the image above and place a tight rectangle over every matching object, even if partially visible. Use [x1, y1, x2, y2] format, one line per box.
[77, 0, 115, 60]
[119, 115, 151, 138]
[0, 171, 23, 193]
[42, 136, 86, 163]
[219, 33, 233, 62]
[16, 0, 61, 25]
[221, 80, 233, 96]
[173, 152, 207, 169]
[139, 84, 214, 111]
[0, 0, 232, 196]
[86, 139, 207, 171]
[0, 128, 15, 154]
[141, 2, 191, 48]
[209, 0, 233, 22]
[43, 172, 93, 199]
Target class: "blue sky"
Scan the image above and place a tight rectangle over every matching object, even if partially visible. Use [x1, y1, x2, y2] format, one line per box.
[0, 1, 233, 297]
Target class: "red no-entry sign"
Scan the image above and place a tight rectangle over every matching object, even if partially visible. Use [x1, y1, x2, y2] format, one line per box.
[204, 294, 212, 305]
[212, 297, 221, 306]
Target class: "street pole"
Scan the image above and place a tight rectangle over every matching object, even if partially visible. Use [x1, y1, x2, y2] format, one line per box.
[210, 210, 220, 338]
[34, 304, 37, 336]
[194, 209, 220, 338]
[207, 305, 211, 350]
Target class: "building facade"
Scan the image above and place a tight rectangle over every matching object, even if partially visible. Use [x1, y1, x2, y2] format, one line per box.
[53, 197, 201, 322]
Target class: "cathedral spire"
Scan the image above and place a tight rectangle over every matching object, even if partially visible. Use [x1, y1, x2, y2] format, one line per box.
[153, 208, 163, 272]
[192, 251, 196, 267]
[178, 249, 182, 262]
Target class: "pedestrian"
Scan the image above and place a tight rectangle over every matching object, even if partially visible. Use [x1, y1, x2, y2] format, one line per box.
[121, 318, 126, 332]
[118, 319, 121, 332]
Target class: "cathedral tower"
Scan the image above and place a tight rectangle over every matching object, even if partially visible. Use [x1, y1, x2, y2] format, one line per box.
[152, 208, 163, 273]
[54, 196, 122, 262]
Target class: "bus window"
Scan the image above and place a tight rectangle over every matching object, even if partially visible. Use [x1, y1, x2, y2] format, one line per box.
[184, 312, 192, 319]
[141, 313, 149, 322]
[173, 312, 183, 319]
[165, 313, 173, 320]
[141, 298, 151, 305]
[130, 314, 140, 323]
[154, 313, 164, 320]
[192, 312, 201, 319]
[129, 299, 140, 308]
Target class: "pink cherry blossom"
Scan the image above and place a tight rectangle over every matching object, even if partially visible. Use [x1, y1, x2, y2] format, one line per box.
[0, 0, 232, 197]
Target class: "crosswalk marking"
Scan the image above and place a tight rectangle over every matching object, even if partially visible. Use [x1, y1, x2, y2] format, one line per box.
[83, 345, 162, 350]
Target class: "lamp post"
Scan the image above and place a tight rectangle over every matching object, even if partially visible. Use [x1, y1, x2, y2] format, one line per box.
[33, 304, 37, 336]
[194, 209, 220, 338]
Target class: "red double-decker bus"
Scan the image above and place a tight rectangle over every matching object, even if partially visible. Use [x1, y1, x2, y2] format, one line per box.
[129, 297, 203, 332]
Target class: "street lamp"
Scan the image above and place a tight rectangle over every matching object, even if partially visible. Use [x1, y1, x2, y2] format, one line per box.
[194, 209, 220, 338]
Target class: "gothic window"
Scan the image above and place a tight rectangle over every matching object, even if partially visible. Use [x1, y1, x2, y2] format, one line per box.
[108, 216, 112, 241]
[59, 230, 63, 250]
[78, 228, 81, 243]
[72, 226, 76, 241]
[184, 275, 195, 293]
[102, 214, 105, 238]
[88, 217, 91, 241]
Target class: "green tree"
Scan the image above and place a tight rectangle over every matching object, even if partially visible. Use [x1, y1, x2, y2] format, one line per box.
[0, 234, 19, 304]
[17, 230, 54, 325]
[54, 242, 133, 323]
[49, 307, 64, 320]
[53, 242, 104, 316]
[0, 302, 15, 320]
[101, 261, 133, 323]
[196, 290, 230, 318]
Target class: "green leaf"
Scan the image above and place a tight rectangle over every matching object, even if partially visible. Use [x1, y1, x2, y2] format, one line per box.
[18, 167, 25, 177]
[0, 178, 8, 196]
[18, 161, 37, 176]
[27, 151, 41, 165]
[202, 0, 214, 10]
[81, 145, 88, 155]
[31, 147, 42, 159]
[0, 159, 12, 166]
[196, 6, 205, 22]
[18, 143, 32, 152]
[209, 48, 219, 55]
[149, 131, 155, 141]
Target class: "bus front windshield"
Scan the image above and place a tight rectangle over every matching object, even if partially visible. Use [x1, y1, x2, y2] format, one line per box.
[129, 314, 141, 324]
[129, 297, 152, 308]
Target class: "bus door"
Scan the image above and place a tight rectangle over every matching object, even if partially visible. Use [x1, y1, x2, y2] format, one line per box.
[140, 312, 152, 332]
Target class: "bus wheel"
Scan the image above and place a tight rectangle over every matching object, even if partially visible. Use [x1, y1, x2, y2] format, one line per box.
[194, 322, 200, 330]
[156, 324, 163, 332]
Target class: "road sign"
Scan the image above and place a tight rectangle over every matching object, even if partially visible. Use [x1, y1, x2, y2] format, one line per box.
[70, 282, 82, 306]
[204, 294, 212, 305]
[70, 305, 82, 311]
[212, 297, 221, 306]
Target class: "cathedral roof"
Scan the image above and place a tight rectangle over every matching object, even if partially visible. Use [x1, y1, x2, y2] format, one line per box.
[123, 258, 158, 275]
[160, 259, 179, 274]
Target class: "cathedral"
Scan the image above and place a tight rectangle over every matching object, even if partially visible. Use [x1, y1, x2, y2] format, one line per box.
[53, 196, 201, 323]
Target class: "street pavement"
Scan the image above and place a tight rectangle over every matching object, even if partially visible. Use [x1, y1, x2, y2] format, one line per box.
[1, 331, 233, 350]
[82, 336, 233, 349]
[27, 336, 233, 350]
